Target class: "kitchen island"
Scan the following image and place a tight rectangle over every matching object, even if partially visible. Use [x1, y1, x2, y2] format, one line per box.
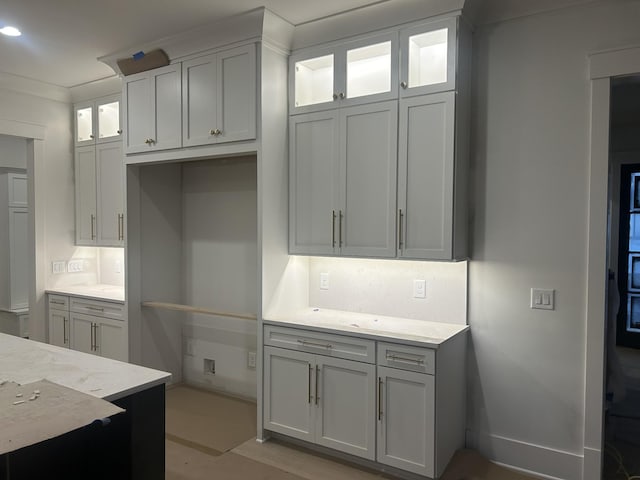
[0, 333, 171, 479]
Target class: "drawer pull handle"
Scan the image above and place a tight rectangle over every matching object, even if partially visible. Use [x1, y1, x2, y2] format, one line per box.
[297, 339, 333, 350]
[51, 300, 65, 305]
[87, 306, 105, 312]
[386, 354, 424, 365]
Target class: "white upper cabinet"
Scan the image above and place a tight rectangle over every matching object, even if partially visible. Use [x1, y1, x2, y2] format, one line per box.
[182, 44, 256, 146]
[123, 63, 182, 154]
[398, 92, 456, 260]
[290, 33, 398, 114]
[289, 101, 397, 258]
[399, 17, 457, 97]
[74, 94, 122, 147]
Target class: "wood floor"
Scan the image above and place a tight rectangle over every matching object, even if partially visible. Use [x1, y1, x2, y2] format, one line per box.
[164, 385, 539, 480]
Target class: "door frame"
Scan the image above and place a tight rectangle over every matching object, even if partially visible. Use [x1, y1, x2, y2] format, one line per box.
[584, 45, 640, 479]
[0, 119, 46, 341]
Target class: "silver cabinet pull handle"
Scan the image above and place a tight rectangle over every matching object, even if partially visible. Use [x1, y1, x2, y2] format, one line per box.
[90, 214, 96, 240]
[315, 365, 320, 405]
[63, 318, 68, 345]
[332, 93, 338, 101]
[118, 213, 124, 241]
[51, 300, 65, 305]
[339, 210, 343, 248]
[386, 354, 424, 365]
[338, 92, 345, 99]
[398, 209, 404, 250]
[331, 210, 336, 248]
[378, 377, 383, 421]
[400, 81, 408, 89]
[87, 306, 105, 312]
[297, 339, 333, 349]
[308, 364, 313, 404]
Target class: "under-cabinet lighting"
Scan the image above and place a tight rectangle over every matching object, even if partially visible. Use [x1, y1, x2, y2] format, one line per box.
[0, 26, 21, 37]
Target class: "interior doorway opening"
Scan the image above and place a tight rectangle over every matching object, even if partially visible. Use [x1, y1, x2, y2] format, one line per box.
[604, 74, 640, 479]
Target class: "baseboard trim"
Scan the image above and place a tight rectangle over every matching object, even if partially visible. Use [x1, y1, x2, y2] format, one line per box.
[466, 430, 583, 480]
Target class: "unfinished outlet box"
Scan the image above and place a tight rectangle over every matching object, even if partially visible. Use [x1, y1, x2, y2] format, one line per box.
[204, 358, 215, 375]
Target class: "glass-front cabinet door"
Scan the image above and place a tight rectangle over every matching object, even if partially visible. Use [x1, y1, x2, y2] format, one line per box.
[96, 96, 121, 142]
[75, 102, 95, 146]
[399, 17, 457, 97]
[290, 33, 398, 114]
[74, 94, 121, 146]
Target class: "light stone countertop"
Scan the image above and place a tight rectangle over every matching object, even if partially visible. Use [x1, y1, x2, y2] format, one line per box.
[46, 284, 125, 303]
[0, 333, 170, 401]
[264, 307, 468, 348]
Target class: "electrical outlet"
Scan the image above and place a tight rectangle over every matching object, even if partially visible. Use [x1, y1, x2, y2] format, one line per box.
[320, 272, 329, 290]
[67, 259, 84, 273]
[248, 351, 257, 369]
[413, 279, 426, 299]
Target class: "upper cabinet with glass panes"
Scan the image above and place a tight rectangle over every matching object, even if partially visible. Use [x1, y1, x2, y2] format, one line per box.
[74, 94, 122, 146]
[289, 16, 459, 114]
[399, 17, 457, 98]
[290, 33, 399, 114]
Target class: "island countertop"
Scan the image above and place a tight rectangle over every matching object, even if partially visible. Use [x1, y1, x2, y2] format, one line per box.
[0, 333, 170, 401]
[264, 307, 468, 348]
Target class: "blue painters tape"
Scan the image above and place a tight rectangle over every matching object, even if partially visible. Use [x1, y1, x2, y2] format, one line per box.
[132, 51, 145, 60]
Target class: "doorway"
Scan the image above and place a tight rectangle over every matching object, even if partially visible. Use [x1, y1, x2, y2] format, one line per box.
[603, 76, 640, 478]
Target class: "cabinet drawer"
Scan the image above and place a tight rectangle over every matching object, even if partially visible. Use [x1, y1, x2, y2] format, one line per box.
[70, 298, 125, 321]
[264, 325, 375, 364]
[377, 342, 435, 374]
[48, 294, 69, 311]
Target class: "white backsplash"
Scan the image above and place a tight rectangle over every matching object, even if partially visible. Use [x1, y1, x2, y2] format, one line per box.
[50, 247, 124, 288]
[266, 256, 468, 325]
[309, 257, 467, 324]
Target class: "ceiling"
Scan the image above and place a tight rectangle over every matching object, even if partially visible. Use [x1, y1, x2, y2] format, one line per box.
[0, 0, 398, 88]
[0, 0, 600, 90]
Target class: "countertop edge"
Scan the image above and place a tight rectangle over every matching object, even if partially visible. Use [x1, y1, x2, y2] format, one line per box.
[263, 317, 469, 349]
[46, 288, 125, 304]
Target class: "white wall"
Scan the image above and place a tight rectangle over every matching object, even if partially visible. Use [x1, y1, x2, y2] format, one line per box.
[181, 157, 258, 399]
[0, 135, 27, 169]
[468, 2, 640, 478]
[0, 84, 73, 334]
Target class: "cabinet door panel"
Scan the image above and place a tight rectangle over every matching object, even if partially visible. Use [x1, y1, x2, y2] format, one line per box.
[96, 142, 124, 246]
[153, 65, 182, 150]
[315, 357, 375, 460]
[377, 366, 435, 477]
[8, 208, 28, 309]
[48, 310, 69, 348]
[123, 75, 152, 153]
[398, 93, 455, 259]
[340, 101, 397, 257]
[99, 319, 127, 362]
[263, 347, 314, 442]
[289, 111, 339, 255]
[182, 55, 217, 147]
[218, 45, 256, 143]
[75, 146, 97, 245]
[70, 314, 94, 355]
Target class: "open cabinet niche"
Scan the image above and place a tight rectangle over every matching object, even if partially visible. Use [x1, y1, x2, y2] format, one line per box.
[127, 155, 258, 398]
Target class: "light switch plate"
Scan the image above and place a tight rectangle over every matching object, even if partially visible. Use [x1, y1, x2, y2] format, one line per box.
[531, 288, 555, 310]
[52, 261, 66, 274]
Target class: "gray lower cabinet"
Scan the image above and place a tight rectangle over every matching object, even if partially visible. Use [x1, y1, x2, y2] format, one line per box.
[263, 324, 466, 478]
[47, 293, 127, 362]
[263, 345, 376, 460]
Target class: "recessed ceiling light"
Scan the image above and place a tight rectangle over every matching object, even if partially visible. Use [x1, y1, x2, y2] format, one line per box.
[0, 26, 21, 37]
